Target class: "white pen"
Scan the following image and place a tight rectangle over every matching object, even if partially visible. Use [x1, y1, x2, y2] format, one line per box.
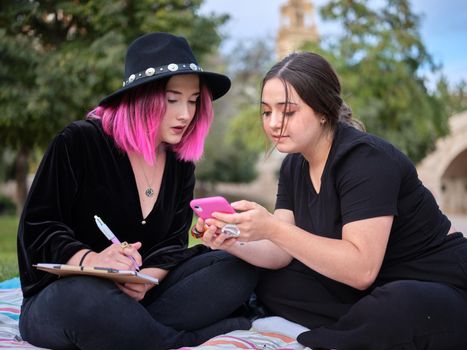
[94, 215, 140, 271]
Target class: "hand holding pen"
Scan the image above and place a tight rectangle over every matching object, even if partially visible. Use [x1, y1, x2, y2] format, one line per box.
[94, 215, 141, 271]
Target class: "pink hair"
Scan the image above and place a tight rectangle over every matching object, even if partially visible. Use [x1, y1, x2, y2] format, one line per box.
[89, 78, 214, 164]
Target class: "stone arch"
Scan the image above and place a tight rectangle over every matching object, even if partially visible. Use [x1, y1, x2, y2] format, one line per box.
[417, 110, 467, 214]
[440, 148, 467, 213]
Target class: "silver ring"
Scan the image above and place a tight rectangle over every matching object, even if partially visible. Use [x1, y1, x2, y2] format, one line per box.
[221, 224, 240, 237]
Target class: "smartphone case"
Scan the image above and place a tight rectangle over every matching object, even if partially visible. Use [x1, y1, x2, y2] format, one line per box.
[190, 196, 235, 220]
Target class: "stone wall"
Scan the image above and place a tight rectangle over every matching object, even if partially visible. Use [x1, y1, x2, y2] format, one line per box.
[417, 110, 467, 214]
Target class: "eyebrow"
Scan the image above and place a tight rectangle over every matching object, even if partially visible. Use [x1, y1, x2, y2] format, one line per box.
[261, 101, 298, 107]
[166, 89, 200, 97]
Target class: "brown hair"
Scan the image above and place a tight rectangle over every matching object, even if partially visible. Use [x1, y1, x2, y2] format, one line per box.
[261, 52, 364, 133]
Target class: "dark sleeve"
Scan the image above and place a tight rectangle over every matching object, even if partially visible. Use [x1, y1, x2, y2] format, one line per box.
[142, 162, 206, 270]
[18, 127, 90, 295]
[275, 155, 294, 211]
[336, 144, 401, 225]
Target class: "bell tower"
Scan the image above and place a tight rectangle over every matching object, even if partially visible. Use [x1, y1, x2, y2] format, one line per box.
[276, 0, 319, 59]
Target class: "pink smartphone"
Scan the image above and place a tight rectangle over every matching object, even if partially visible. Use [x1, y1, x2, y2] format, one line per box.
[190, 196, 235, 220]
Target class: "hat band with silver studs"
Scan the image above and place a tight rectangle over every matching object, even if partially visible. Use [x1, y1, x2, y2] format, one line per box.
[122, 62, 203, 87]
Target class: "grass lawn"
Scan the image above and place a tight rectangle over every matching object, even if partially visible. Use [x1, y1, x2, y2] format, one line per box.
[0, 215, 19, 281]
[0, 214, 201, 281]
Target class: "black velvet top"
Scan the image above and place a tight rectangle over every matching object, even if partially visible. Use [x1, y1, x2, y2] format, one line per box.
[17, 119, 206, 298]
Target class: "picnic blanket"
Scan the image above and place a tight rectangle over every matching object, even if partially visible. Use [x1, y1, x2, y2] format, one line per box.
[0, 278, 311, 350]
[0, 278, 44, 349]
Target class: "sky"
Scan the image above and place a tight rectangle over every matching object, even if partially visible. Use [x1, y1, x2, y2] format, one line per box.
[199, 0, 467, 88]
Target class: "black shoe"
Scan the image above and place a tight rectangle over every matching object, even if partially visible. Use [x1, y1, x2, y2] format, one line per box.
[230, 293, 269, 323]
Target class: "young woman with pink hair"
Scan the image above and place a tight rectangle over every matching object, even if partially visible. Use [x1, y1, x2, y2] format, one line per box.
[17, 32, 257, 350]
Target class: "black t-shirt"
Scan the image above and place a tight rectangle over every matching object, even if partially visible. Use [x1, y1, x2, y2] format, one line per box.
[18, 119, 206, 298]
[275, 122, 462, 282]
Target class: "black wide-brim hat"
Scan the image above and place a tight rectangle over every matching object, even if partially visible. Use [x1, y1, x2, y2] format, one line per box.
[99, 32, 231, 105]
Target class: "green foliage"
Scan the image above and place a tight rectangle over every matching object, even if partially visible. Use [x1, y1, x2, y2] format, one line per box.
[0, 254, 17, 281]
[227, 104, 268, 154]
[436, 78, 467, 117]
[0, 194, 15, 215]
[0, 215, 19, 280]
[196, 136, 258, 184]
[302, 0, 451, 163]
[0, 149, 15, 182]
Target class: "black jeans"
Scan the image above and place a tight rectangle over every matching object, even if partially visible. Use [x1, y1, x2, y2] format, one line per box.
[19, 250, 258, 350]
[297, 280, 467, 349]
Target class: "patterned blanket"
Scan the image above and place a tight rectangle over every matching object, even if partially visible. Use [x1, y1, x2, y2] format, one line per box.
[0, 278, 310, 350]
[0, 278, 44, 349]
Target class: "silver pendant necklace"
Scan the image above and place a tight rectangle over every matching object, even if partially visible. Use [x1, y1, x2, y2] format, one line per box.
[144, 186, 154, 198]
[137, 155, 157, 198]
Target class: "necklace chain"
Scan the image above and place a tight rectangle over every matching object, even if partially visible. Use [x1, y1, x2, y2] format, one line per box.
[137, 156, 157, 198]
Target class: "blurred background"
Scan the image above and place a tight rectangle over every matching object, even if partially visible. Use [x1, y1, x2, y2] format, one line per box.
[1, 0, 466, 280]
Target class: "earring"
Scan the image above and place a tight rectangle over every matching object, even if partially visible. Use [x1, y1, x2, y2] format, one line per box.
[320, 118, 326, 124]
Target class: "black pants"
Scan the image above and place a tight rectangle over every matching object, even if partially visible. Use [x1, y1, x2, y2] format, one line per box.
[258, 239, 467, 350]
[19, 251, 258, 350]
[297, 280, 467, 350]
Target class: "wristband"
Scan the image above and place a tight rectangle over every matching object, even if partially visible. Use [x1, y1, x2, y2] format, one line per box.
[79, 249, 93, 266]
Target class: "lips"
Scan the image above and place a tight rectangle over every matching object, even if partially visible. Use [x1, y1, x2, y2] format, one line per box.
[271, 135, 288, 142]
[171, 125, 186, 135]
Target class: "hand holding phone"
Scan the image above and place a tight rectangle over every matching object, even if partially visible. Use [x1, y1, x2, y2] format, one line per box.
[190, 196, 235, 220]
[190, 196, 239, 237]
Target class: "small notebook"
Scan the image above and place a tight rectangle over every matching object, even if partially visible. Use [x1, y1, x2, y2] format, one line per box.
[34, 263, 159, 285]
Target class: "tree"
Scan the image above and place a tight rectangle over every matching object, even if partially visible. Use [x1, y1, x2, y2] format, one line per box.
[436, 78, 467, 117]
[0, 0, 228, 214]
[302, 0, 450, 163]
